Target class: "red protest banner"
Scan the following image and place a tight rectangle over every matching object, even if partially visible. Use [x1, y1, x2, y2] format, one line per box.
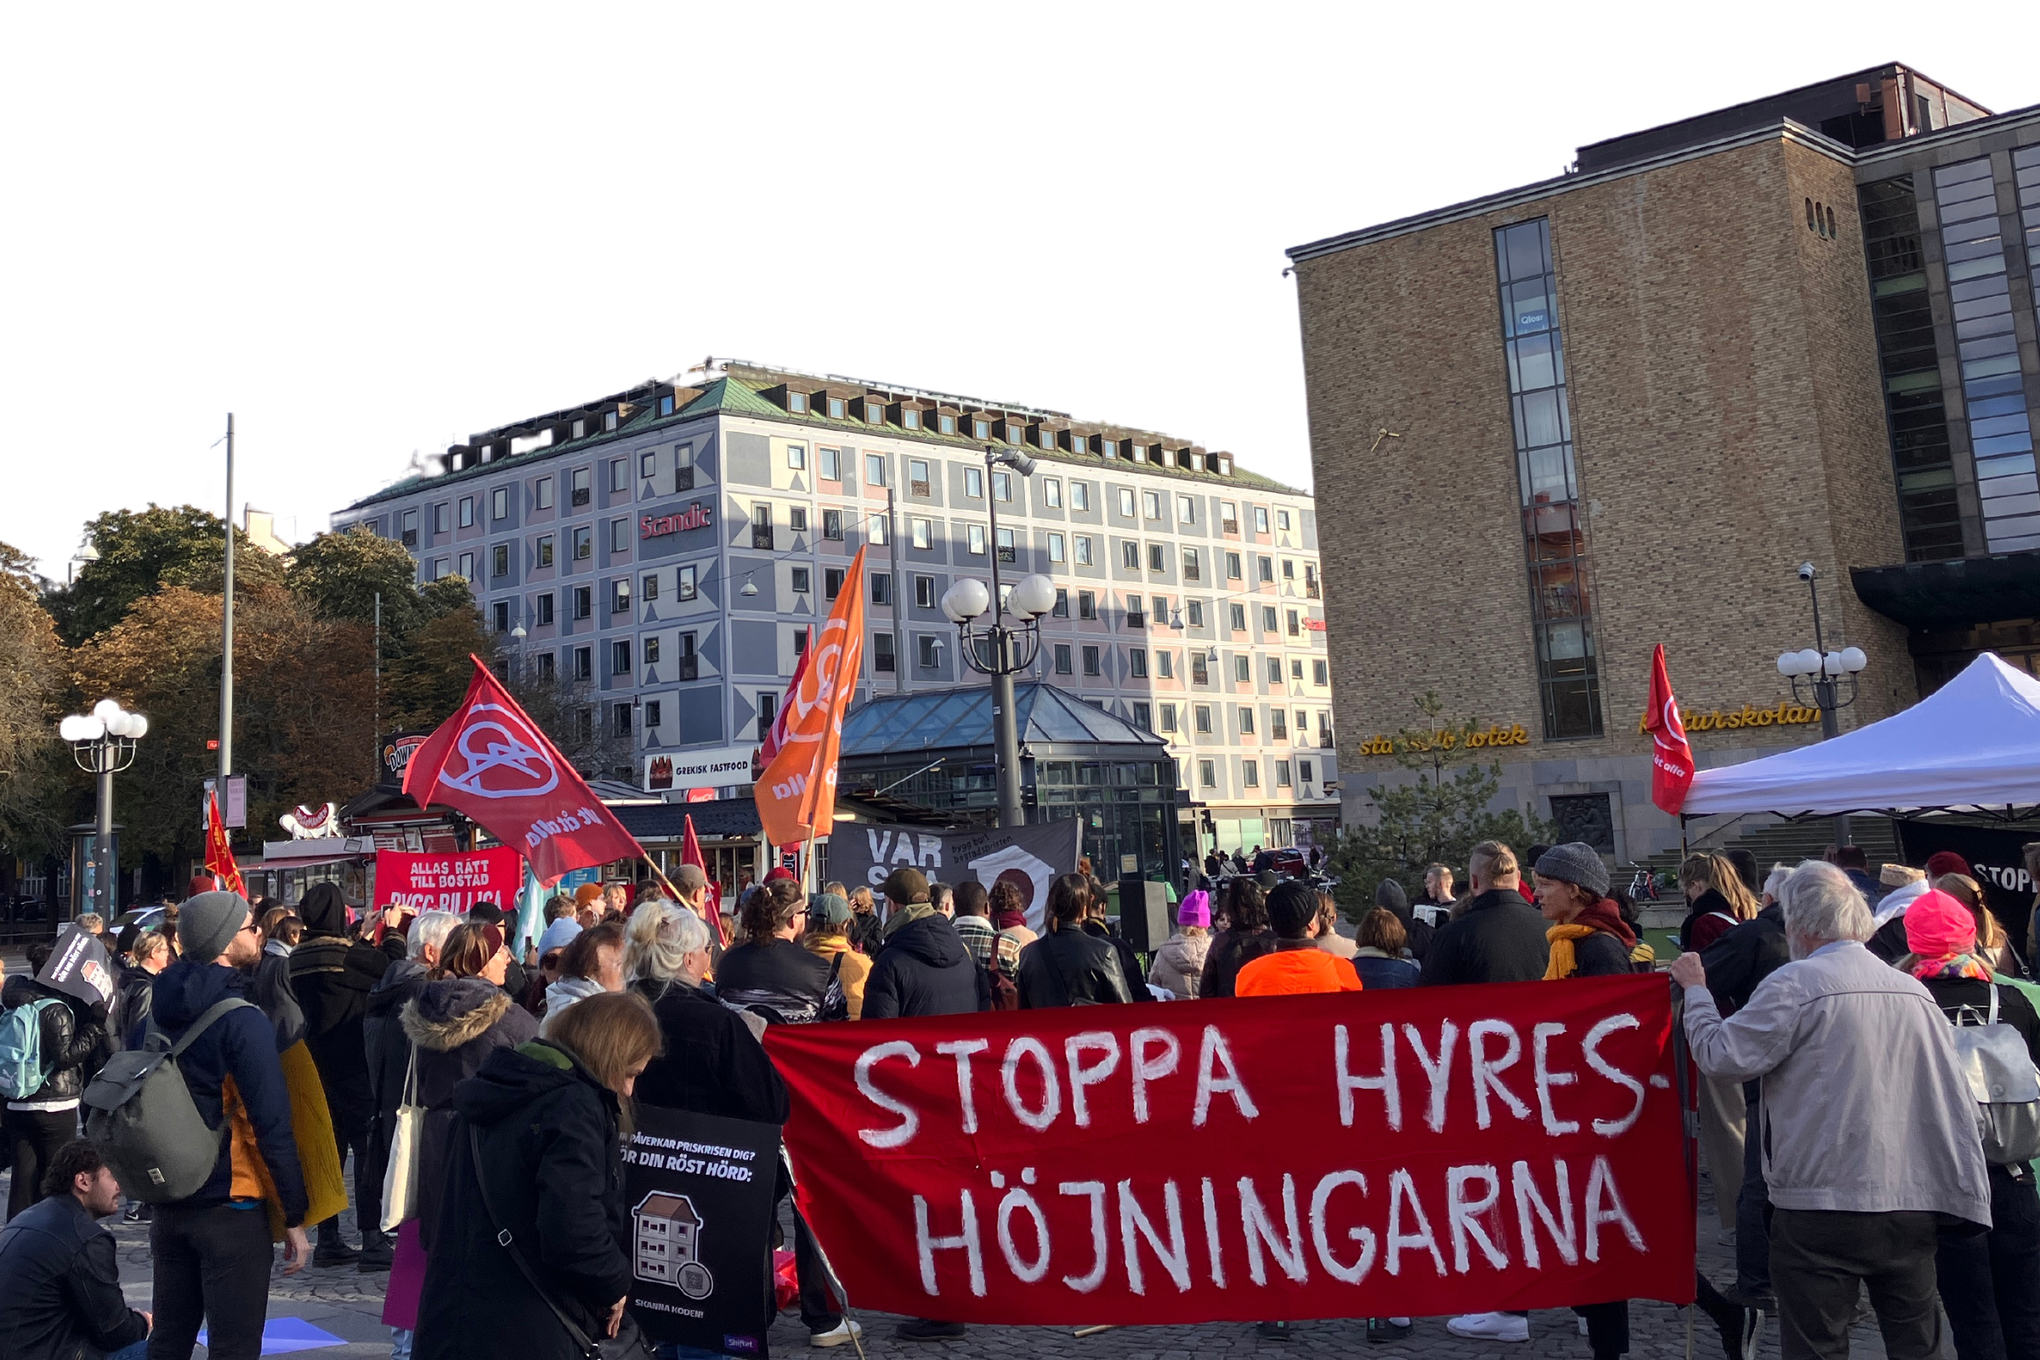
[766, 975, 1692, 1325]
[374, 848, 522, 914]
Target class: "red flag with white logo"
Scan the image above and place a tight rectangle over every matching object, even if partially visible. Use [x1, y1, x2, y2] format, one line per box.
[1644, 643, 1695, 814]
[404, 656, 646, 885]
[758, 627, 813, 768]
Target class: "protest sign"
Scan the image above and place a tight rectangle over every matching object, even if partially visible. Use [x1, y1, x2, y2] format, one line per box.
[38, 925, 117, 1007]
[825, 821, 1082, 932]
[623, 1104, 781, 1357]
[374, 848, 522, 914]
[1895, 819, 2038, 935]
[767, 975, 1692, 1325]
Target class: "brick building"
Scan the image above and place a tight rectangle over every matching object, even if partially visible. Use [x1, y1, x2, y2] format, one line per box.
[1288, 65, 2039, 861]
[331, 361, 1338, 866]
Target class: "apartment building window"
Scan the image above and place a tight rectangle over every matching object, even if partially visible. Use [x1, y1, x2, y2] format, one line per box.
[573, 586, 591, 619]
[870, 573, 893, 605]
[996, 527, 1015, 563]
[1282, 559, 1296, 582]
[901, 410, 921, 430]
[1157, 651, 1173, 679]
[645, 701, 662, 728]
[536, 593, 554, 625]
[573, 646, 592, 681]
[918, 634, 940, 668]
[1159, 703, 1177, 733]
[906, 516, 930, 550]
[1318, 711, 1332, 742]
[1147, 543, 1166, 572]
[1052, 588, 1068, 618]
[573, 527, 592, 561]
[1276, 760, 1292, 788]
[458, 552, 475, 580]
[1229, 603, 1246, 631]
[535, 477, 554, 510]
[1126, 597, 1145, 629]
[535, 652, 555, 682]
[1054, 644, 1072, 675]
[1296, 708, 1309, 737]
[1299, 759, 1313, 784]
[571, 468, 592, 507]
[1287, 610, 1301, 636]
[1182, 548, 1200, 580]
[1262, 605, 1278, 631]
[1191, 653, 1209, 685]
[1078, 590, 1095, 619]
[678, 632, 698, 680]
[819, 446, 841, 481]
[1072, 482, 1091, 512]
[757, 691, 777, 735]
[1133, 702, 1152, 732]
[873, 634, 896, 672]
[1082, 645, 1100, 676]
[795, 626, 811, 656]
[1266, 656, 1282, 684]
[431, 557, 449, 579]
[645, 636, 661, 663]
[609, 458, 628, 493]
[1271, 710, 1288, 740]
[1242, 759, 1259, 788]
[612, 639, 632, 674]
[492, 601, 510, 633]
[1314, 660, 1329, 686]
[1047, 531, 1065, 564]
[612, 579, 631, 613]
[1234, 655, 1251, 683]
[968, 525, 987, 556]
[791, 567, 810, 594]
[1142, 491, 1162, 521]
[993, 471, 1012, 502]
[1187, 601, 1203, 627]
[1150, 596, 1167, 628]
[1305, 564, 1320, 598]
[1258, 556, 1274, 583]
[1198, 759, 1216, 788]
[787, 443, 807, 471]
[1120, 541, 1139, 570]
[1496, 215, 1604, 738]
[491, 544, 509, 578]
[1292, 659, 1305, 682]
[1043, 478, 1062, 508]
[1238, 706, 1255, 735]
[915, 575, 935, 608]
[492, 487, 509, 521]
[1129, 647, 1148, 678]
[751, 504, 773, 550]
[1075, 536, 1094, 566]
[1194, 704, 1213, 734]
[824, 568, 844, 600]
[1221, 502, 1239, 534]
[909, 459, 930, 495]
[823, 509, 843, 540]
[825, 397, 847, 420]
[400, 509, 418, 546]
[1117, 487, 1136, 518]
[937, 414, 956, 435]
[533, 534, 553, 569]
[677, 564, 697, 601]
[641, 451, 657, 479]
[1277, 509, 1293, 533]
[790, 507, 808, 534]
[642, 572, 659, 601]
[456, 497, 473, 529]
[610, 517, 629, 553]
[865, 454, 887, 487]
[575, 708, 593, 743]
[973, 419, 992, 441]
[431, 504, 450, 535]
[1254, 506, 1270, 534]
[963, 467, 983, 499]
[675, 444, 695, 490]
[1226, 551, 1242, 581]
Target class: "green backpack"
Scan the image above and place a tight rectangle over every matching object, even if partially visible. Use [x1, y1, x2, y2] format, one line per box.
[81, 997, 253, 1203]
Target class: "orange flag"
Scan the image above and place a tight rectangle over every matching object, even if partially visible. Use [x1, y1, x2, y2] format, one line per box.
[755, 547, 867, 847]
[205, 789, 246, 897]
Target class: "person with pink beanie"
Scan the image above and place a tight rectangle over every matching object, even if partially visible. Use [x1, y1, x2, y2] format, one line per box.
[1146, 891, 1211, 1000]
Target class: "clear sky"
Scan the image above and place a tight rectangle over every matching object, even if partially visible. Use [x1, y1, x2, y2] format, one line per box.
[2, 2, 2032, 576]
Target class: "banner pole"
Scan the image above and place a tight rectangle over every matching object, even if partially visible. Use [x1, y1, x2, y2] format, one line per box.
[781, 1148, 863, 1359]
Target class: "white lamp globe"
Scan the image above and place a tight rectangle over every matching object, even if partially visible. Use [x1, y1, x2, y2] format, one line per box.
[58, 716, 88, 742]
[105, 711, 131, 737]
[1776, 652, 1799, 677]
[1010, 574, 1057, 618]
[1822, 650, 1845, 676]
[127, 714, 148, 739]
[72, 715, 105, 742]
[1839, 647, 1867, 673]
[93, 698, 122, 725]
[1796, 649, 1823, 676]
[942, 578, 990, 623]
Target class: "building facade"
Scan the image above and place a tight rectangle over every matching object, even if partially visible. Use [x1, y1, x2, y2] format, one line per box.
[331, 361, 1338, 859]
[1288, 64, 2039, 861]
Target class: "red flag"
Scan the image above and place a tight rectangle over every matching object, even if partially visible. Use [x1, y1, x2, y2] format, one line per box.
[756, 549, 867, 846]
[680, 813, 728, 947]
[1644, 643, 1695, 814]
[758, 626, 813, 767]
[204, 789, 246, 897]
[404, 656, 646, 886]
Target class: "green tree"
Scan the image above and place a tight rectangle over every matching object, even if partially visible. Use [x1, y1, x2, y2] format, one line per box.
[1325, 692, 1555, 922]
[286, 526, 428, 633]
[48, 505, 285, 644]
[0, 541, 70, 861]
[382, 576, 498, 731]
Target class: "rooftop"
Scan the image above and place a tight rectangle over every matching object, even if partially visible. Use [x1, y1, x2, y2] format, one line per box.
[837, 682, 1169, 763]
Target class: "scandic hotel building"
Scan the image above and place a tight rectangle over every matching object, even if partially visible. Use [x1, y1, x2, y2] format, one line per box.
[1289, 65, 2040, 861]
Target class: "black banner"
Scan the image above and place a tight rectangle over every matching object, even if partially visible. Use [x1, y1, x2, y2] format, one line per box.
[37, 925, 116, 1008]
[1895, 819, 2040, 945]
[623, 1104, 780, 1358]
[824, 820, 1082, 932]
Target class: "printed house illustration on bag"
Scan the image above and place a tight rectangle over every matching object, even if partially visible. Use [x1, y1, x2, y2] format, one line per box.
[632, 1191, 703, 1283]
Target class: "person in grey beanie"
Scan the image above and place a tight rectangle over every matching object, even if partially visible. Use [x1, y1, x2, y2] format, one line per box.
[1533, 843, 1638, 980]
[1372, 878, 1435, 961]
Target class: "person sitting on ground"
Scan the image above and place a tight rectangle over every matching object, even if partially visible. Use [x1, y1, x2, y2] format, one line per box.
[800, 894, 871, 1020]
[1235, 881, 1362, 997]
[1314, 891, 1357, 959]
[1419, 841, 1548, 987]
[0, 1139, 150, 1359]
[863, 868, 989, 1020]
[1673, 862, 1989, 1360]
[950, 881, 1020, 981]
[715, 881, 834, 1025]
[1199, 878, 1275, 998]
[543, 922, 625, 1018]
[1148, 891, 1211, 1000]
[1017, 874, 1132, 1008]
[1534, 844, 1639, 978]
[1352, 909, 1420, 990]
[1678, 853, 1761, 955]
[991, 879, 1037, 951]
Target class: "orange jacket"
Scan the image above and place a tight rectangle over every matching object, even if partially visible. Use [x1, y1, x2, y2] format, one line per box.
[1235, 945, 1363, 996]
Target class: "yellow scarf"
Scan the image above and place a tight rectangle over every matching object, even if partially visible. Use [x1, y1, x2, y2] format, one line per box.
[1544, 923, 1594, 980]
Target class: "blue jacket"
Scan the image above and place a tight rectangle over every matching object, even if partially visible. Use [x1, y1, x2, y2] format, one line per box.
[151, 958, 309, 1225]
[0, 1193, 148, 1359]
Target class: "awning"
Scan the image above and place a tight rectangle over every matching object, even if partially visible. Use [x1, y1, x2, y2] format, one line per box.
[1852, 551, 2040, 631]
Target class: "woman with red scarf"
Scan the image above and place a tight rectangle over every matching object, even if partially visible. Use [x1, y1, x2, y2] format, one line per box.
[1535, 842, 1641, 980]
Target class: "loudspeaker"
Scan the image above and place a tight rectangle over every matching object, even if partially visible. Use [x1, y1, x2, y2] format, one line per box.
[1116, 877, 1171, 954]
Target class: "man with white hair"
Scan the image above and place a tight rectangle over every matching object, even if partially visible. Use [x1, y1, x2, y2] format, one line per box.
[1671, 861, 1990, 1360]
[361, 910, 462, 1273]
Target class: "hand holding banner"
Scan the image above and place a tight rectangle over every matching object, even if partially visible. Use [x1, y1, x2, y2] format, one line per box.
[765, 976, 1692, 1325]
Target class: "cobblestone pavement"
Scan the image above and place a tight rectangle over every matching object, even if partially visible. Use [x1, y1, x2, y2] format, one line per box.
[41, 1162, 1913, 1360]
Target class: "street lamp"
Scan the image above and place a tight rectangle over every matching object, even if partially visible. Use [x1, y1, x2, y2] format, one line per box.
[941, 444, 1048, 828]
[1775, 561, 1868, 846]
[510, 623, 527, 681]
[61, 699, 147, 919]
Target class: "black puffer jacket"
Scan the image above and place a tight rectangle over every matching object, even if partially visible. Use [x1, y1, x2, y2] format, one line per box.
[1199, 927, 1275, 999]
[863, 910, 990, 1019]
[404, 977, 539, 1239]
[414, 1042, 631, 1360]
[0, 976, 105, 1104]
[0, 1193, 149, 1360]
[366, 958, 430, 1136]
[1017, 925, 1132, 1008]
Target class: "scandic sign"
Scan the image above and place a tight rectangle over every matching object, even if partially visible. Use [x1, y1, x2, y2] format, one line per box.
[766, 975, 1692, 1325]
[641, 503, 713, 539]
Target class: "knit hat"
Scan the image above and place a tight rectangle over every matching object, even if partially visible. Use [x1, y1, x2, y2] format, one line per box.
[297, 882, 349, 937]
[764, 866, 798, 884]
[573, 883, 604, 908]
[537, 917, 583, 956]
[1267, 882, 1319, 938]
[1375, 879, 1409, 913]
[810, 893, 852, 929]
[1880, 863, 1926, 888]
[882, 866, 930, 906]
[180, 890, 250, 963]
[1925, 851, 1974, 880]
[1178, 890, 1211, 928]
[468, 900, 507, 925]
[1905, 889, 1978, 959]
[1534, 843, 1610, 899]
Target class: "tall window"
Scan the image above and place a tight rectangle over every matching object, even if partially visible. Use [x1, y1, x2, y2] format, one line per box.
[1495, 217, 1602, 739]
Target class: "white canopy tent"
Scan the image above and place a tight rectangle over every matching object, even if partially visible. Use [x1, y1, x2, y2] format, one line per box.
[1681, 652, 2040, 818]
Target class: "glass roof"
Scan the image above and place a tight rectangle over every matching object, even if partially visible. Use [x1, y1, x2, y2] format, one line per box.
[839, 683, 1167, 758]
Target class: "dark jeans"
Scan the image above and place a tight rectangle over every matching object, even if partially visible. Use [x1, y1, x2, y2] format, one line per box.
[1936, 1166, 2040, 1360]
[793, 1208, 840, 1332]
[4, 1105, 78, 1219]
[1736, 1080, 1772, 1303]
[1575, 1300, 1629, 1358]
[1770, 1208, 1940, 1360]
[150, 1202, 275, 1360]
[361, 1112, 391, 1239]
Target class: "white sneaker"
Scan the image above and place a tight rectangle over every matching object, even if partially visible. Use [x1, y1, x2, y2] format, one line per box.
[1445, 1313, 1529, 1342]
[1579, 1317, 1591, 1336]
[810, 1319, 863, 1348]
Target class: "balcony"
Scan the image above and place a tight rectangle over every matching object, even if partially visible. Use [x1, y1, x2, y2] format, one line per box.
[678, 655, 699, 681]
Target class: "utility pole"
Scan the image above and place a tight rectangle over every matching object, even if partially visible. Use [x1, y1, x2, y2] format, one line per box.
[219, 413, 235, 781]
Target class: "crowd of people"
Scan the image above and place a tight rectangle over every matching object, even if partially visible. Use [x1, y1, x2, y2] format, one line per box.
[0, 836, 2029, 1360]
